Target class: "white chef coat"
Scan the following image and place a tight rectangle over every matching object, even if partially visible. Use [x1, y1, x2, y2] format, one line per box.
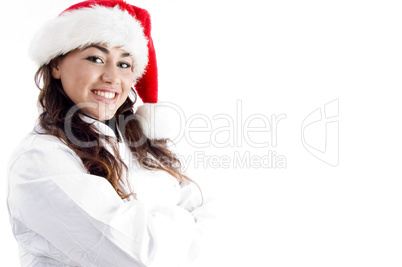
[7, 116, 210, 267]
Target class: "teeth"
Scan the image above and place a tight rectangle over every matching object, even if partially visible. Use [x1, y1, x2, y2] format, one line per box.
[93, 90, 115, 99]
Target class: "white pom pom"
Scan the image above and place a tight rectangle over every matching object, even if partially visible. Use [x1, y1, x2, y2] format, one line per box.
[135, 103, 184, 140]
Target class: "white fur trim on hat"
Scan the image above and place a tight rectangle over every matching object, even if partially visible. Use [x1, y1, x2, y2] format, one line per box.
[135, 103, 183, 140]
[29, 5, 149, 81]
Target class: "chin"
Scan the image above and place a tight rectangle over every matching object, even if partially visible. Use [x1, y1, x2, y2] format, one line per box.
[83, 110, 116, 121]
[97, 113, 115, 121]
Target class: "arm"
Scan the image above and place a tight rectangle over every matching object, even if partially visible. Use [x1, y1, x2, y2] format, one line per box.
[177, 178, 217, 267]
[7, 141, 196, 267]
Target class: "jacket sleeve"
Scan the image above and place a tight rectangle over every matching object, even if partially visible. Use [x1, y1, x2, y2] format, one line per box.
[7, 142, 196, 267]
[177, 178, 217, 267]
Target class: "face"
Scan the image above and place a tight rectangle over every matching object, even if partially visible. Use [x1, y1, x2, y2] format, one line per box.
[52, 44, 134, 121]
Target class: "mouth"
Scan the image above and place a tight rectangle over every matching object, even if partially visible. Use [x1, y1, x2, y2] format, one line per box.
[92, 90, 117, 99]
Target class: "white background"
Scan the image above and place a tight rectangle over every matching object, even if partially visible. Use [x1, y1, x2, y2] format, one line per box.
[1, 0, 401, 266]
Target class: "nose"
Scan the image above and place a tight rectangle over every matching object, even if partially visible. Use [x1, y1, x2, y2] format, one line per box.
[101, 64, 120, 85]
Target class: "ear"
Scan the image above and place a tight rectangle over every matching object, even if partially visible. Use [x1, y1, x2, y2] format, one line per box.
[50, 58, 62, 79]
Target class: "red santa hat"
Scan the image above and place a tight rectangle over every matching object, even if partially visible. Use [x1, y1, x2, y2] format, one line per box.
[30, 0, 175, 139]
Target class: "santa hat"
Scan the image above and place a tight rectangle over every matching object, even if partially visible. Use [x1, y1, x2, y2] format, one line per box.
[29, 0, 174, 139]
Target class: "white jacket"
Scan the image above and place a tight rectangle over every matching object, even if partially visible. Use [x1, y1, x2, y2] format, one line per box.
[7, 116, 209, 267]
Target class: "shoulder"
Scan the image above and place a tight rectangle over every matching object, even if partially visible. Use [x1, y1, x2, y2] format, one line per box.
[10, 131, 69, 158]
[8, 131, 84, 174]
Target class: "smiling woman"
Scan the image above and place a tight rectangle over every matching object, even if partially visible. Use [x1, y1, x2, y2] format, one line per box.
[6, 1, 211, 267]
[50, 45, 134, 120]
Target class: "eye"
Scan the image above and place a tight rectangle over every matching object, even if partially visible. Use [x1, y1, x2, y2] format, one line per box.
[86, 56, 103, 63]
[118, 61, 132, 69]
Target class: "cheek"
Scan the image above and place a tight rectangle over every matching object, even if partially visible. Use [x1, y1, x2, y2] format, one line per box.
[119, 88, 131, 106]
[61, 75, 88, 101]
[122, 74, 133, 96]
[62, 69, 95, 97]
[115, 75, 132, 105]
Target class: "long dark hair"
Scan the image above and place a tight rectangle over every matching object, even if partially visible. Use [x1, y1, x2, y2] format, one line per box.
[35, 59, 196, 200]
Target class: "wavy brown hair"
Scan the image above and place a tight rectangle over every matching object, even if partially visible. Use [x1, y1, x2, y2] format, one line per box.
[35, 58, 197, 200]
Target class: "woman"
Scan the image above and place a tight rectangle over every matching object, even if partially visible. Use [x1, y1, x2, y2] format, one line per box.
[7, 1, 209, 266]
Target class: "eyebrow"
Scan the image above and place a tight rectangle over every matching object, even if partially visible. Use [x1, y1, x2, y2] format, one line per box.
[84, 45, 131, 57]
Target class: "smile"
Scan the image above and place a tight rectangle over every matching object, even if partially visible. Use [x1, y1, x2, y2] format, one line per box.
[92, 90, 116, 99]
